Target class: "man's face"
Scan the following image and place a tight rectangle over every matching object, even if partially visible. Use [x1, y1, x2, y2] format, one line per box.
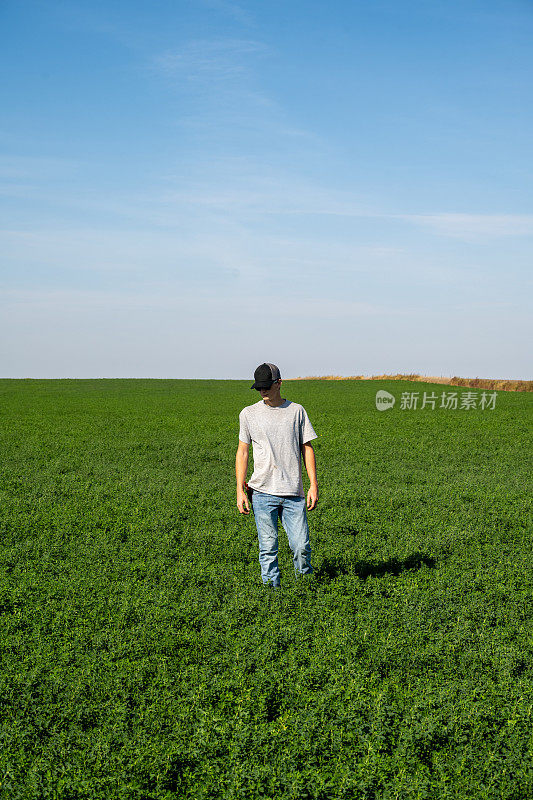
[259, 379, 281, 400]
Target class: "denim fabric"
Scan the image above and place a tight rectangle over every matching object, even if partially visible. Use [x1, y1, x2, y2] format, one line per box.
[251, 490, 313, 587]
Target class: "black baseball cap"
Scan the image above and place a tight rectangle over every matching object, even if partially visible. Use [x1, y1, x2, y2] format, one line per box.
[251, 363, 281, 390]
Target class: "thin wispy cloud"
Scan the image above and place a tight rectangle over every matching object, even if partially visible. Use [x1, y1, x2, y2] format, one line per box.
[4, 161, 532, 245]
[153, 38, 267, 83]
[0, 287, 384, 316]
[199, 0, 255, 27]
[3, 149, 531, 253]
[397, 213, 533, 240]
[0, 155, 81, 180]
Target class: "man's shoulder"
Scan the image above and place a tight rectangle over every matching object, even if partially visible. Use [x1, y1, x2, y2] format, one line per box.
[286, 400, 306, 414]
[239, 400, 263, 416]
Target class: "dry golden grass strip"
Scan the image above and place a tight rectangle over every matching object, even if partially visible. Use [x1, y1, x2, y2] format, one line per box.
[288, 374, 532, 392]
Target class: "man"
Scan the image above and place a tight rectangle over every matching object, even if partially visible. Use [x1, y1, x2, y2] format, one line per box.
[236, 363, 319, 589]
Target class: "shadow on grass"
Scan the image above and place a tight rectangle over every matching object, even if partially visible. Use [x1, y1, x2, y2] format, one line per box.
[315, 551, 437, 583]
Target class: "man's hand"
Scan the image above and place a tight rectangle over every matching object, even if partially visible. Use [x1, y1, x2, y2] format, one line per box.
[307, 483, 318, 510]
[237, 489, 250, 515]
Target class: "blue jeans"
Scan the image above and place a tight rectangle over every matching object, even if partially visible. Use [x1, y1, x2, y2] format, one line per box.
[251, 490, 313, 587]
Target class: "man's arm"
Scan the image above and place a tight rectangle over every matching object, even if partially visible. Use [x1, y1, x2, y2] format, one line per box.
[302, 442, 318, 510]
[236, 440, 251, 514]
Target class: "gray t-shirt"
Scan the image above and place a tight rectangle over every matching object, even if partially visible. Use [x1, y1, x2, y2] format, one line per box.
[238, 399, 318, 497]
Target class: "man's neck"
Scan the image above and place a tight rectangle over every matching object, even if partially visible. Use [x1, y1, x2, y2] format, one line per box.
[263, 396, 286, 408]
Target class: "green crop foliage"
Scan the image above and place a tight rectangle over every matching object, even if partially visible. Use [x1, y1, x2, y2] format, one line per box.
[0, 378, 532, 799]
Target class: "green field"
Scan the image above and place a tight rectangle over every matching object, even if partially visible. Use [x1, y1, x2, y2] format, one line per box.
[1, 378, 532, 799]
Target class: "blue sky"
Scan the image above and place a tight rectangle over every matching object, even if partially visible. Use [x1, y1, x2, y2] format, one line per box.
[1, 0, 532, 378]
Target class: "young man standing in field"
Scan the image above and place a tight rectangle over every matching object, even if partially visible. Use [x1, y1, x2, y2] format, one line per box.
[236, 363, 319, 589]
